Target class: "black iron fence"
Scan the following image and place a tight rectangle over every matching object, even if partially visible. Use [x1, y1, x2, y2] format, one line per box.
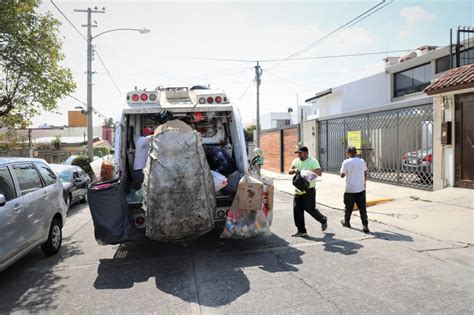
[318, 104, 434, 190]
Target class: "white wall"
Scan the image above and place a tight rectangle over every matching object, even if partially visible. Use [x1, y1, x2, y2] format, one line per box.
[339, 72, 390, 112]
[260, 112, 292, 130]
[13, 127, 101, 141]
[318, 92, 343, 117]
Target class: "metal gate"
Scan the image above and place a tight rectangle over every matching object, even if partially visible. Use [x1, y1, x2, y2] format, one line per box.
[319, 104, 433, 190]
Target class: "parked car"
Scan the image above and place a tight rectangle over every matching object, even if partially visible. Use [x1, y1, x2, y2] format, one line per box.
[402, 147, 433, 180]
[63, 155, 98, 165]
[49, 164, 90, 210]
[0, 158, 67, 272]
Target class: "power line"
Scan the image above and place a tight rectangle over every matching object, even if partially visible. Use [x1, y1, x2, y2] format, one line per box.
[50, 0, 87, 41]
[67, 94, 87, 106]
[66, 95, 110, 120]
[238, 80, 254, 100]
[51, 1, 123, 97]
[187, 49, 412, 63]
[94, 48, 123, 96]
[266, 0, 393, 71]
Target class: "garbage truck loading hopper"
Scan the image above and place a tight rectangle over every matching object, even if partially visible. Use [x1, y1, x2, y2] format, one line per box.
[114, 103, 249, 234]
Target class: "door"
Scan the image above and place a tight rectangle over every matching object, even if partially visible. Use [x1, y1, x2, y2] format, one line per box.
[0, 166, 28, 265]
[11, 163, 47, 244]
[72, 167, 88, 201]
[455, 93, 474, 189]
[34, 162, 60, 236]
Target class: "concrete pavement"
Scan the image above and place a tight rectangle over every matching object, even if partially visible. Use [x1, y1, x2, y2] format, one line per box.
[0, 192, 473, 314]
[262, 169, 474, 245]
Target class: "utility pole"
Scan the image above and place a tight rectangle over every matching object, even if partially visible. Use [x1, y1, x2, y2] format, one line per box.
[74, 7, 105, 161]
[254, 61, 262, 147]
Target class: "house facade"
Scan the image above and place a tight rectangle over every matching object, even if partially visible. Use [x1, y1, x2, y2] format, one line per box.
[302, 35, 473, 190]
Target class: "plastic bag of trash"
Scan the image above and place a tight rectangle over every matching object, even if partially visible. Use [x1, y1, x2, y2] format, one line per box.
[143, 127, 216, 241]
[211, 171, 228, 192]
[220, 175, 273, 239]
[300, 169, 317, 182]
[88, 178, 143, 245]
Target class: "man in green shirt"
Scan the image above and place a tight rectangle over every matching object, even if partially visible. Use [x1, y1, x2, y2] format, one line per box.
[289, 146, 328, 237]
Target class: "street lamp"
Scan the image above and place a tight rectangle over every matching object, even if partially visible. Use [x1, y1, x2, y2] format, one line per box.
[75, 7, 151, 161]
[83, 27, 150, 161]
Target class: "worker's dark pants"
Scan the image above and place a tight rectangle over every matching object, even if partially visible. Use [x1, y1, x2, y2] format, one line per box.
[293, 188, 327, 233]
[343, 191, 369, 226]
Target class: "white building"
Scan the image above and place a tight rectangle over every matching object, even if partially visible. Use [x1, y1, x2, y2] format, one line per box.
[302, 40, 474, 191]
[260, 105, 312, 130]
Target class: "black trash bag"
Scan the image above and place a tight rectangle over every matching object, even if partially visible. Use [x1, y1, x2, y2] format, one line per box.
[87, 178, 143, 245]
[222, 170, 244, 195]
[292, 173, 309, 193]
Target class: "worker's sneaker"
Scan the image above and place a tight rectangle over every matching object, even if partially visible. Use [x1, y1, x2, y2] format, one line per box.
[292, 231, 308, 237]
[340, 219, 351, 228]
[321, 220, 328, 232]
[363, 225, 370, 233]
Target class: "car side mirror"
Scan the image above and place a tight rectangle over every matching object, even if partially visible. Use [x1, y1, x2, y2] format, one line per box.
[0, 194, 6, 207]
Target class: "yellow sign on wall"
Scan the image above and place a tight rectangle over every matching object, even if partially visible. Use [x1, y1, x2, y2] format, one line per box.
[347, 130, 361, 149]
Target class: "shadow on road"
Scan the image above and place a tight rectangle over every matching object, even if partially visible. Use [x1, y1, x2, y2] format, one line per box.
[371, 230, 414, 242]
[93, 232, 305, 307]
[0, 237, 84, 313]
[303, 233, 364, 255]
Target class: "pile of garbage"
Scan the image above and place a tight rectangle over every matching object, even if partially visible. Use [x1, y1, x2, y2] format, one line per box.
[220, 175, 274, 239]
[142, 121, 216, 242]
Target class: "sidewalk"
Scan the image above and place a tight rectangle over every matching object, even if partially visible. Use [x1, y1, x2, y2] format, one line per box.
[262, 169, 474, 245]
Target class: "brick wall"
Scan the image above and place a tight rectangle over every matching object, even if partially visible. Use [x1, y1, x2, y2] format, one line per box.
[260, 130, 281, 173]
[260, 125, 298, 173]
[283, 128, 298, 171]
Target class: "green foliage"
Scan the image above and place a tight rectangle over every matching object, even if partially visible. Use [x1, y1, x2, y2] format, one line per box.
[0, 0, 76, 128]
[52, 134, 61, 150]
[94, 146, 110, 157]
[0, 127, 27, 151]
[71, 155, 96, 181]
[103, 118, 115, 128]
[244, 125, 256, 142]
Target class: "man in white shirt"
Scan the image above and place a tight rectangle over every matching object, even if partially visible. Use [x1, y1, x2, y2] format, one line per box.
[131, 127, 154, 190]
[339, 146, 370, 233]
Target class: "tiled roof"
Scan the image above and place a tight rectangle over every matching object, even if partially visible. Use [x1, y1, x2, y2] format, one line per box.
[425, 64, 474, 95]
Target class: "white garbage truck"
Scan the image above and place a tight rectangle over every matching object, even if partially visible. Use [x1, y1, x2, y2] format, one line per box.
[100, 85, 250, 242]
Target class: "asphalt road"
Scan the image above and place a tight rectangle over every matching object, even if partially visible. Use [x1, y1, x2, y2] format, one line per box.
[0, 191, 473, 314]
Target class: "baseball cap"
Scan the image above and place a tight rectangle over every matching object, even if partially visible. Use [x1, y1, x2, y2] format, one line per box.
[295, 145, 309, 153]
[346, 146, 357, 154]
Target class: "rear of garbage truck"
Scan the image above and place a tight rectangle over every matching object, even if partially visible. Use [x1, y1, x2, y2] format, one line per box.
[100, 86, 249, 242]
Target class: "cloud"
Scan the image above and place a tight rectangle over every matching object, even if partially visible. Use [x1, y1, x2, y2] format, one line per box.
[400, 6, 435, 27]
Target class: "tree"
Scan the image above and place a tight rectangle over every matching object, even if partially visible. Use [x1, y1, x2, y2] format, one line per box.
[244, 125, 256, 142]
[0, 0, 76, 128]
[103, 117, 115, 128]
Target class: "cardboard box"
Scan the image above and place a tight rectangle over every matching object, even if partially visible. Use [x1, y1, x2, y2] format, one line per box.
[237, 181, 264, 211]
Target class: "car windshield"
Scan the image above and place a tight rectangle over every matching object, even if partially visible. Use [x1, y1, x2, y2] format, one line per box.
[50, 165, 73, 182]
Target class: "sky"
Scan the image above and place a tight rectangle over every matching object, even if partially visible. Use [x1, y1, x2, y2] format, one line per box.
[33, 0, 474, 127]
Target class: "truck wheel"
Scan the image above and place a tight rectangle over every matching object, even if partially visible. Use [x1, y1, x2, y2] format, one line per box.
[41, 218, 62, 256]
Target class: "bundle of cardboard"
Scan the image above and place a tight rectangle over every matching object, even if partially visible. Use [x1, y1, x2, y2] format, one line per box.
[220, 175, 274, 239]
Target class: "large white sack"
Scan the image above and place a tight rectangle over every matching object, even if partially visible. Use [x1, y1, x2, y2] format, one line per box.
[142, 128, 216, 241]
